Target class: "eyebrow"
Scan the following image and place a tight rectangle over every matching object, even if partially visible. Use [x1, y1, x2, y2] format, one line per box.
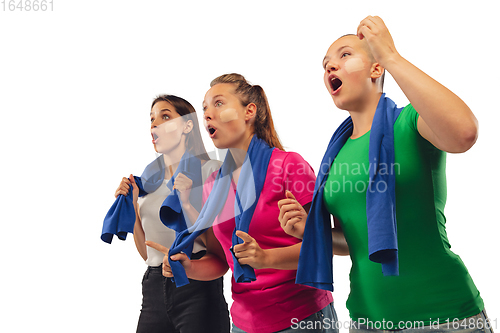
[202, 94, 224, 108]
[150, 108, 172, 116]
[323, 45, 354, 67]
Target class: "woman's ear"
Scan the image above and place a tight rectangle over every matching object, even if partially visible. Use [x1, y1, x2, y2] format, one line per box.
[245, 103, 257, 122]
[183, 119, 194, 134]
[370, 62, 384, 81]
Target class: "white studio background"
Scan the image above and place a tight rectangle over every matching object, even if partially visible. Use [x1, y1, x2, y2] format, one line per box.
[0, 1, 498, 332]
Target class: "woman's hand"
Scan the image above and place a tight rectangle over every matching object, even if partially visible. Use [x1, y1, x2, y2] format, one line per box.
[356, 15, 399, 68]
[232, 231, 269, 269]
[115, 174, 139, 203]
[278, 191, 307, 239]
[145, 241, 192, 278]
[173, 172, 193, 206]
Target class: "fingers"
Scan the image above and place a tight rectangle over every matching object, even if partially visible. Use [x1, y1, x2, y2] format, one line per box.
[233, 231, 264, 268]
[357, 16, 385, 39]
[114, 177, 132, 198]
[277, 191, 298, 210]
[282, 216, 304, 235]
[235, 230, 254, 244]
[232, 231, 255, 255]
[169, 252, 189, 262]
[129, 174, 138, 188]
[357, 15, 384, 40]
[163, 252, 191, 277]
[278, 191, 304, 226]
[173, 173, 193, 191]
[145, 241, 169, 255]
[144, 241, 190, 278]
[286, 190, 296, 200]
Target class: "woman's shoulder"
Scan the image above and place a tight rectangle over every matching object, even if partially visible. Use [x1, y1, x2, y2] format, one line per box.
[201, 159, 222, 183]
[269, 149, 313, 172]
[202, 159, 222, 172]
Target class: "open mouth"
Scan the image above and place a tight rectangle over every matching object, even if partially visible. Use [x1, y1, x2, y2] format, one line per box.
[207, 124, 217, 137]
[330, 76, 343, 94]
[151, 132, 159, 144]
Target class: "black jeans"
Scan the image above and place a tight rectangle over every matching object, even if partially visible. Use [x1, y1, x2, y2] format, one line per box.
[136, 265, 230, 333]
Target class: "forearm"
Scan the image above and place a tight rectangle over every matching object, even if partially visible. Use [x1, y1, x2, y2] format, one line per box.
[181, 202, 200, 227]
[186, 253, 229, 281]
[384, 54, 478, 152]
[132, 203, 147, 261]
[262, 243, 302, 270]
[332, 228, 349, 256]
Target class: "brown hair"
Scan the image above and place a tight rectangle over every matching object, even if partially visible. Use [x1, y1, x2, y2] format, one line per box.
[210, 73, 284, 151]
[151, 95, 210, 160]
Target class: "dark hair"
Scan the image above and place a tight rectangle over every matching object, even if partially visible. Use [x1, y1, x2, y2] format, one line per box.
[210, 73, 284, 151]
[151, 95, 210, 160]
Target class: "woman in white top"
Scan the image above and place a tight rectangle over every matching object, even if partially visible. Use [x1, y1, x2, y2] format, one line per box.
[114, 95, 230, 333]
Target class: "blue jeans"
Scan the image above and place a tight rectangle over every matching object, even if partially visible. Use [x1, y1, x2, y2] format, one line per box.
[231, 302, 339, 333]
[349, 310, 494, 333]
[136, 265, 230, 333]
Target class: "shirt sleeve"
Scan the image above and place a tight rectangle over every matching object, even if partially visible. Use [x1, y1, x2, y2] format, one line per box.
[280, 151, 316, 207]
[401, 104, 419, 132]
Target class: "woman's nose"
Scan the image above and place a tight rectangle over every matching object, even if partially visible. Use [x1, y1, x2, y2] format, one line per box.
[326, 60, 338, 73]
[203, 108, 213, 120]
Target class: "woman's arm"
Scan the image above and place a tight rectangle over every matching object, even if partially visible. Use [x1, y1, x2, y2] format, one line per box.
[132, 203, 147, 261]
[115, 175, 147, 261]
[185, 227, 229, 280]
[233, 230, 302, 270]
[278, 191, 349, 256]
[357, 16, 478, 153]
[146, 227, 229, 281]
[332, 216, 349, 256]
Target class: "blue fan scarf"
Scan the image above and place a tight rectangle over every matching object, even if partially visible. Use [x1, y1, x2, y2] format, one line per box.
[101, 152, 202, 245]
[296, 94, 402, 291]
[166, 135, 274, 287]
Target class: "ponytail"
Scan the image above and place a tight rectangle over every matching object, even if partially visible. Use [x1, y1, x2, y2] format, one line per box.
[210, 73, 284, 151]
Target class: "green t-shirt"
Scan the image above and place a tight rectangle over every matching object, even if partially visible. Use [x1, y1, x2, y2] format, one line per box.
[323, 104, 483, 329]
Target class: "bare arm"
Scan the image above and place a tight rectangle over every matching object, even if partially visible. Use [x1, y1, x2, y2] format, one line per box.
[233, 231, 302, 270]
[332, 216, 349, 256]
[115, 175, 147, 261]
[185, 227, 229, 280]
[146, 227, 229, 281]
[132, 203, 147, 261]
[358, 16, 478, 153]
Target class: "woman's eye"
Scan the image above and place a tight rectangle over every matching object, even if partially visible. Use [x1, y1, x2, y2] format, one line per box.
[162, 114, 170, 120]
[341, 52, 350, 58]
[215, 101, 223, 107]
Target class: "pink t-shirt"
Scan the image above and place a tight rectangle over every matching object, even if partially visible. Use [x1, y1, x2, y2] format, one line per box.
[204, 149, 333, 333]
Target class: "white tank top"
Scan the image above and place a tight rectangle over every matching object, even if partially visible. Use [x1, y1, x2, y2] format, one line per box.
[137, 159, 222, 266]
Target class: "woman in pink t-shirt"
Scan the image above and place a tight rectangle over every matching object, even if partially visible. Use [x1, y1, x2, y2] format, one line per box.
[151, 74, 337, 333]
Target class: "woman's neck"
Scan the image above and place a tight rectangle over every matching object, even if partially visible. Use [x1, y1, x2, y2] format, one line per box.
[348, 92, 383, 139]
[228, 133, 255, 185]
[229, 133, 254, 168]
[162, 145, 186, 179]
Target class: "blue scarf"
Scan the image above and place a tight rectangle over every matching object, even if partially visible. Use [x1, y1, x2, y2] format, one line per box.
[296, 94, 402, 291]
[101, 152, 202, 245]
[167, 135, 274, 287]
[101, 156, 164, 244]
[158, 152, 202, 268]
